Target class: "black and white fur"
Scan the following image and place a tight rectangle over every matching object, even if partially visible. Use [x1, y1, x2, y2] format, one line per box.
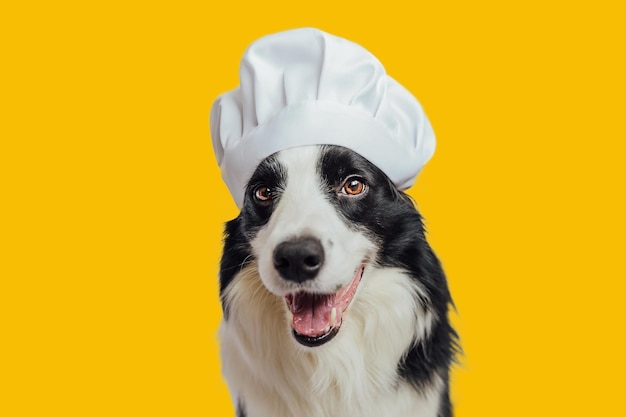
[218, 145, 457, 417]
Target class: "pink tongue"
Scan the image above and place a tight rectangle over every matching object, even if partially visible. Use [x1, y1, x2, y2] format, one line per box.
[290, 293, 335, 337]
[286, 264, 365, 337]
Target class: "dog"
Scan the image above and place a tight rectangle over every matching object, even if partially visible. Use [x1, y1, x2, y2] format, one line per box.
[217, 144, 458, 417]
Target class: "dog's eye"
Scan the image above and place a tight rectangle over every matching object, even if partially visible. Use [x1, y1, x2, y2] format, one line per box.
[341, 178, 367, 196]
[254, 186, 272, 202]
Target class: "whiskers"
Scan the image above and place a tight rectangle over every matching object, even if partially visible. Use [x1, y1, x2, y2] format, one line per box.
[238, 254, 255, 272]
[221, 254, 256, 274]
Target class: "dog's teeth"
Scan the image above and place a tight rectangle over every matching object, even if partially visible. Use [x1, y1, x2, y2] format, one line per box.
[330, 307, 337, 327]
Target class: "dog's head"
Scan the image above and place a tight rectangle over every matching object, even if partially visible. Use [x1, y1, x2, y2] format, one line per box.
[221, 144, 430, 347]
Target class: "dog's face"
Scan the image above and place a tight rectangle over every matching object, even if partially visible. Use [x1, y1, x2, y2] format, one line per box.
[233, 145, 419, 347]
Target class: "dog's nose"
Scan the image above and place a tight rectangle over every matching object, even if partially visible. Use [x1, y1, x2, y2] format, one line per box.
[273, 237, 325, 283]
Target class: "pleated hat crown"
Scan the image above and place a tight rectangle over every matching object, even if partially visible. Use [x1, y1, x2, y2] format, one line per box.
[210, 28, 435, 207]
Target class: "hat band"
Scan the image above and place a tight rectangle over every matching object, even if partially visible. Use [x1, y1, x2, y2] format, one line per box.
[221, 101, 419, 207]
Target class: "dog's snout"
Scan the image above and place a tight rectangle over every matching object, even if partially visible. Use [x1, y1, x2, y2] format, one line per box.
[273, 237, 325, 283]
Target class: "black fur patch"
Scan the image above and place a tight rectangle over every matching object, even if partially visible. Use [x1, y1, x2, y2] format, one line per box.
[219, 154, 286, 318]
[236, 399, 246, 417]
[219, 217, 250, 320]
[318, 145, 458, 410]
[240, 153, 287, 236]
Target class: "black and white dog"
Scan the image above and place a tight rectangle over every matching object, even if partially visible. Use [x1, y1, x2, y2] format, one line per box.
[218, 144, 458, 417]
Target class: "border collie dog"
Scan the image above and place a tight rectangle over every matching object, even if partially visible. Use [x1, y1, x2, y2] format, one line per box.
[218, 144, 457, 417]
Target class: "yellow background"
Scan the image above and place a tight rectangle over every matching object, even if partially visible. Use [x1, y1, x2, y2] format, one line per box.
[2, 1, 625, 415]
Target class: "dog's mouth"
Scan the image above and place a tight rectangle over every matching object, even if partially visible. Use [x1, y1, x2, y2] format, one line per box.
[285, 263, 365, 347]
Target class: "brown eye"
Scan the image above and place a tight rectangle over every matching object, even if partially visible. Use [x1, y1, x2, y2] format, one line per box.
[254, 186, 272, 202]
[341, 178, 367, 196]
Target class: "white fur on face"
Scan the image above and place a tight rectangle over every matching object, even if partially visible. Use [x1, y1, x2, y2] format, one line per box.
[250, 146, 376, 296]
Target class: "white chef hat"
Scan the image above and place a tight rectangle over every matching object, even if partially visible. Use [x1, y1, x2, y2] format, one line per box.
[210, 28, 435, 208]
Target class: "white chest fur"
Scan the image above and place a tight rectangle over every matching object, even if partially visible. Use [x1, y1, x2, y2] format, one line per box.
[219, 267, 441, 417]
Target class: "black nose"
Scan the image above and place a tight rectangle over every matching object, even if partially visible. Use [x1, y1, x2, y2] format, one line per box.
[273, 237, 325, 283]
